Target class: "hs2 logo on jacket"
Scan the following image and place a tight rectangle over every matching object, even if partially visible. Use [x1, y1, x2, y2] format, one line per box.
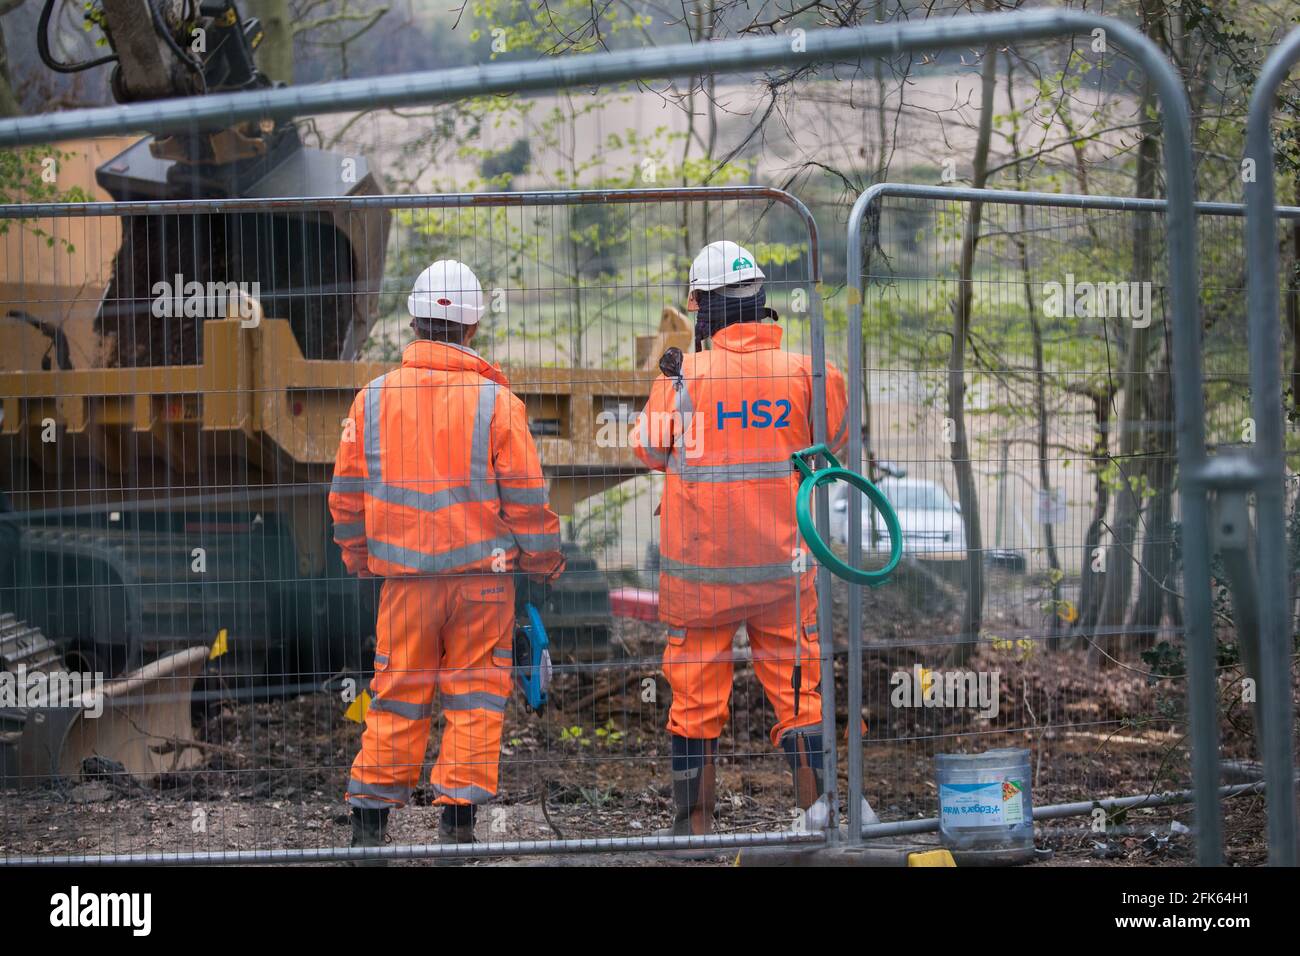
[716, 399, 792, 430]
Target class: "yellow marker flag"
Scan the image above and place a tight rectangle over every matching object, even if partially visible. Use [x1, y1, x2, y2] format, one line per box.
[209, 628, 229, 660]
[345, 690, 372, 724]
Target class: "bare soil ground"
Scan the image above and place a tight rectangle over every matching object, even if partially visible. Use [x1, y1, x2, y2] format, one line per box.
[0, 564, 1276, 866]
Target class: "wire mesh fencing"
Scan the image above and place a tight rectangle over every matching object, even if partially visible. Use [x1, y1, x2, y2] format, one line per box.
[840, 188, 1298, 844]
[4, 177, 1293, 863]
[0, 185, 847, 862]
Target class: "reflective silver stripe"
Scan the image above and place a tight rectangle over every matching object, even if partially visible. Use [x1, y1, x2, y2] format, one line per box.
[660, 556, 796, 584]
[430, 782, 495, 803]
[673, 460, 792, 483]
[514, 532, 561, 553]
[805, 624, 818, 636]
[471, 382, 498, 481]
[442, 691, 508, 713]
[363, 374, 386, 481]
[368, 535, 515, 573]
[499, 484, 548, 506]
[641, 446, 671, 468]
[674, 380, 695, 417]
[331, 475, 367, 495]
[367, 479, 498, 512]
[672, 766, 700, 781]
[443, 342, 483, 360]
[346, 795, 400, 809]
[369, 696, 436, 720]
[373, 653, 389, 666]
[668, 380, 695, 472]
[333, 520, 365, 541]
[493, 648, 514, 661]
[636, 412, 671, 467]
[830, 416, 847, 449]
[666, 627, 685, 637]
[346, 777, 411, 806]
[333, 474, 498, 512]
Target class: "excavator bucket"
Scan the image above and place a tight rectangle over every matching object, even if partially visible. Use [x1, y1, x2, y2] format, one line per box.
[1, 621, 209, 790]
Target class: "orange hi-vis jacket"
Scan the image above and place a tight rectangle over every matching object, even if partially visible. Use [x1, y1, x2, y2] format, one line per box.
[631, 322, 848, 627]
[329, 340, 565, 580]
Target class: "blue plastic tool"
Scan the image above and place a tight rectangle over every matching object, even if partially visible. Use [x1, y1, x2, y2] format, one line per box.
[513, 603, 552, 712]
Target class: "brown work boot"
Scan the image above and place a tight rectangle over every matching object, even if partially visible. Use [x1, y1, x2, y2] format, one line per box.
[783, 729, 823, 814]
[436, 804, 477, 866]
[656, 736, 719, 859]
[781, 728, 880, 832]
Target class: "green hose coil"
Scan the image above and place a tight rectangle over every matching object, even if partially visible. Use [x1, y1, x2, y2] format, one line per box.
[791, 444, 902, 587]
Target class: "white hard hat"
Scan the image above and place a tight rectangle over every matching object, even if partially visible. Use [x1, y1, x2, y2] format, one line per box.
[689, 240, 765, 292]
[407, 259, 485, 325]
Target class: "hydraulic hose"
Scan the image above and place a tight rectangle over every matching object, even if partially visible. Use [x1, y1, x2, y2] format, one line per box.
[37, 0, 118, 74]
[791, 444, 902, 587]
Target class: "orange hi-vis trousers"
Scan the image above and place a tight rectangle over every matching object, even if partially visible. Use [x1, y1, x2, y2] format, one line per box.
[662, 597, 822, 747]
[347, 573, 515, 809]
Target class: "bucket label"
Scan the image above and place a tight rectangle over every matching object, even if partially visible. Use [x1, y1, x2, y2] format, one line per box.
[1001, 780, 1025, 825]
[940, 781, 1022, 828]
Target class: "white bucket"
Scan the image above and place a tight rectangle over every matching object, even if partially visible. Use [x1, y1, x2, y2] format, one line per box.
[935, 748, 1033, 851]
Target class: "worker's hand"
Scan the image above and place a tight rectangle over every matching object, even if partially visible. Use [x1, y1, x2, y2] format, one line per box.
[546, 557, 567, 583]
[514, 573, 552, 614]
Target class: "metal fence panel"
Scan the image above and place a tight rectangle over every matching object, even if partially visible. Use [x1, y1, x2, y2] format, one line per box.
[844, 185, 1298, 864]
[0, 186, 837, 862]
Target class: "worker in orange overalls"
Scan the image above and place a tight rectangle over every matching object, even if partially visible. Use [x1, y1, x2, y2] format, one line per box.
[330, 260, 564, 856]
[632, 240, 874, 842]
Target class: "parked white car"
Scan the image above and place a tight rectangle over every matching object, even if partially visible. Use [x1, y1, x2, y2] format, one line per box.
[829, 477, 966, 555]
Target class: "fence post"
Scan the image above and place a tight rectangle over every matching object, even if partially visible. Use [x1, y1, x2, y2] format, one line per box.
[1241, 31, 1300, 867]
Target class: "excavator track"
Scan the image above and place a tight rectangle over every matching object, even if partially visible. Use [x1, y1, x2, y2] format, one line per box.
[0, 612, 66, 788]
[0, 612, 62, 674]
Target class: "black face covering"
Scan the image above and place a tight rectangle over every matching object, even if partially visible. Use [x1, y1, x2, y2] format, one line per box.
[693, 287, 778, 351]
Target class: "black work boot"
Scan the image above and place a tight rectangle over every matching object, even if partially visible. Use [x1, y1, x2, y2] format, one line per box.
[349, 807, 390, 866]
[656, 736, 719, 858]
[436, 804, 477, 866]
[781, 729, 879, 832]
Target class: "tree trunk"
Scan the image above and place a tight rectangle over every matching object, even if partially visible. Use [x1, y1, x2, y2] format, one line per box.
[1089, 85, 1159, 667]
[1006, 51, 1063, 648]
[1127, 336, 1176, 648]
[1074, 385, 1115, 641]
[945, 34, 996, 664]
